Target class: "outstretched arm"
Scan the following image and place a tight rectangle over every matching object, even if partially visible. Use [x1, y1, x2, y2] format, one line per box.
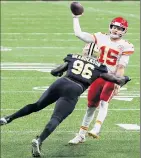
[73, 17, 95, 43]
[51, 62, 68, 77]
[100, 73, 131, 87]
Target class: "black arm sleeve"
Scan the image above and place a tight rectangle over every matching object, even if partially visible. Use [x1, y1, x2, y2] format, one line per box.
[100, 73, 131, 87]
[51, 62, 68, 77]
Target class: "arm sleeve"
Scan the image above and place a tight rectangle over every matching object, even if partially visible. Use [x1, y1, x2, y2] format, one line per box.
[100, 73, 130, 86]
[95, 65, 108, 73]
[73, 17, 95, 43]
[122, 43, 134, 55]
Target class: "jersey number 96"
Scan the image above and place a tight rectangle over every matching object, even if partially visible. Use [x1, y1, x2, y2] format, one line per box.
[71, 60, 94, 79]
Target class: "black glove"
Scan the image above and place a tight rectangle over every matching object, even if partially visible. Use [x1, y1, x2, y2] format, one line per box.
[120, 76, 131, 87]
[57, 72, 63, 77]
[51, 70, 63, 77]
[50, 62, 68, 77]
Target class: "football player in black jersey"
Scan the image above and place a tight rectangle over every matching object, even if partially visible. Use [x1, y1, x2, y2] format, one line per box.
[0, 54, 130, 157]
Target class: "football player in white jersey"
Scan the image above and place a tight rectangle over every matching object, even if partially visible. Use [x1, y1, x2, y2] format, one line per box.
[68, 14, 134, 144]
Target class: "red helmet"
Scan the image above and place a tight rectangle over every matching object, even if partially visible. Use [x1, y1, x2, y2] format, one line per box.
[109, 17, 128, 38]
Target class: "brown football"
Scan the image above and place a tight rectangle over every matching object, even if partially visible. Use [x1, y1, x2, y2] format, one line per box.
[70, 2, 84, 15]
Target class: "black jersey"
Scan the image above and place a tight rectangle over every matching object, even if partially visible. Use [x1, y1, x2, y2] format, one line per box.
[64, 54, 108, 88]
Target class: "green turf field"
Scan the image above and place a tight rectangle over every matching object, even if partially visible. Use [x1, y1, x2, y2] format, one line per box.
[1, 1, 140, 158]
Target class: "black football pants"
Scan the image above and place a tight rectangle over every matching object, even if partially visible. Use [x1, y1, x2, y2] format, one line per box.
[8, 77, 83, 142]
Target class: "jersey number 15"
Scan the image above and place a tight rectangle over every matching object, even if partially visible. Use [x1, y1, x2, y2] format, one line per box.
[99, 46, 119, 66]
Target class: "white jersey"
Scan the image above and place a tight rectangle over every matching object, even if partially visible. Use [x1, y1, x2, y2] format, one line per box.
[83, 32, 134, 73]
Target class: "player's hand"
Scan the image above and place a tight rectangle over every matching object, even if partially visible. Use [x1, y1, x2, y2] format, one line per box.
[120, 76, 131, 87]
[51, 70, 63, 77]
[72, 13, 83, 18]
[124, 76, 131, 84]
[57, 72, 63, 77]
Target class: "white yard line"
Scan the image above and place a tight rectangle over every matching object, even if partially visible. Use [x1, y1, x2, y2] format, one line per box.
[1, 63, 139, 67]
[1, 63, 57, 65]
[1, 130, 139, 134]
[1, 77, 54, 79]
[1, 108, 140, 111]
[1, 32, 139, 35]
[2, 38, 139, 42]
[2, 39, 80, 42]
[1, 91, 41, 93]
[1, 46, 140, 51]
[1, 91, 140, 97]
[87, 7, 139, 20]
[1, 26, 139, 30]
[1, 33, 74, 35]
[1, 1, 139, 4]
[1, 76, 139, 79]
[2, 46, 79, 49]
[1, 1, 139, 20]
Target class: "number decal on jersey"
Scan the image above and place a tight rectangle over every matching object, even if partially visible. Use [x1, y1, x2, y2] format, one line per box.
[98, 46, 119, 66]
[71, 60, 94, 79]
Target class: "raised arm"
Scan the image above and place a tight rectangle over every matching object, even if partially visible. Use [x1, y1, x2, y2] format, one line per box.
[73, 16, 95, 43]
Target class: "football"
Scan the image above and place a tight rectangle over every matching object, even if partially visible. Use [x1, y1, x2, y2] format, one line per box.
[70, 2, 84, 16]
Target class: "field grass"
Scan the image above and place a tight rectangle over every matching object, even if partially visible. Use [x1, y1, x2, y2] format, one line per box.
[1, 1, 140, 158]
